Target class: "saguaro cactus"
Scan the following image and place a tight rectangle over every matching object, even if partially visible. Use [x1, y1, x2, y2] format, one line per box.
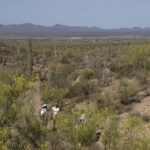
[2, 56, 5, 69]
[28, 39, 33, 76]
[0, 40, 4, 46]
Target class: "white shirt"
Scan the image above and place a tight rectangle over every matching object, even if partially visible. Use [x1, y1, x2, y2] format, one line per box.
[80, 114, 87, 123]
[40, 108, 47, 116]
[52, 106, 60, 116]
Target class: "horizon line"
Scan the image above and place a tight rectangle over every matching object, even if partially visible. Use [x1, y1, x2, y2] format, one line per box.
[0, 23, 150, 30]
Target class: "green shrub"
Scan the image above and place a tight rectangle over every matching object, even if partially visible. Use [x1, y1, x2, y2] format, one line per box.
[0, 69, 13, 84]
[127, 115, 141, 129]
[58, 50, 74, 64]
[0, 75, 31, 126]
[48, 63, 69, 88]
[41, 86, 69, 103]
[117, 79, 143, 105]
[98, 89, 118, 108]
[13, 104, 49, 150]
[111, 44, 150, 76]
[69, 71, 78, 81]
[0, 83, 17, 125]
[120, 115, 148, 150]
[80, 68, 95, 80]
[58, 50, 82, 64]
[135, 69, 150, 84]
[102, 117, 120, 150]
[0, 127, 8, 150]
[69, 80, 95, 98]
[13, 75, 30, 93]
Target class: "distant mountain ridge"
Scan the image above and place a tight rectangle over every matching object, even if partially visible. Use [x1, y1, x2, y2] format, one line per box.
[0, 23, 150, 38]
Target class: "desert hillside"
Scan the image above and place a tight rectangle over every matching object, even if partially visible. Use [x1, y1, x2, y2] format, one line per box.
[1, 39, 150, 150]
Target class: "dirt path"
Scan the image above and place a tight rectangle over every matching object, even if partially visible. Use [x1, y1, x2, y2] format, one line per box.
[131, 96, 150, 115]
[120, 96, 150, 119]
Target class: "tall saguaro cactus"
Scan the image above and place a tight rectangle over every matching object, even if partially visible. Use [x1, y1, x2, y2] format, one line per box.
[0, 39, 4, 46]
[28, 39, 33, 76]
[2, 56, 5, 69]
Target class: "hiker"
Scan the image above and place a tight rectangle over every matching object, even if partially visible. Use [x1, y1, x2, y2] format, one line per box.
[51, 102, 60, 118]
[74, 113, 87, 128]
[40, 104, 48, 116]
[40, 104, 48, 125]
[80, 113, 87, 124]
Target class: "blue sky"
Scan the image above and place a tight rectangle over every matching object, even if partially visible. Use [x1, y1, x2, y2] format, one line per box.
[0, 0, 149, 28]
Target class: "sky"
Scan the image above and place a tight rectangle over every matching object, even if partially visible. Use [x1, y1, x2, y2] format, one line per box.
[0, 0, 150, 28]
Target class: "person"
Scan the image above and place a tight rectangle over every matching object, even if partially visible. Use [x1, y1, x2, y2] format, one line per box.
[51, 102, 60, 118]
[80, 113, 87, 124]
[40, 104, 48, 125]
[40, 104, 48, 116]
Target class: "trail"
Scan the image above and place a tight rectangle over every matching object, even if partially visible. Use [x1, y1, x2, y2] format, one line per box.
[131, 96, 150, 115]
[120, 93, 150, 119]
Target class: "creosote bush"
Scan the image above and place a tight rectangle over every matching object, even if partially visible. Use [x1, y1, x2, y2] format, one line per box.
[0, 69, 13, 84]
[41, 86, 69, 103]
[69, 80, 95, 98]
[117, 79, 143, 105]
[135, 69, 150, 84]
[68, 71, 78, 81]
[0, 127, 8, 150]
[80, 68, 95, 80]
[57, 49, 82, 64]
[48, 63, 69, 88]
[98, 88, 118, 108]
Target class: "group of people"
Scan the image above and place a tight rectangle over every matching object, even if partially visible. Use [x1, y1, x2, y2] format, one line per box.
[40, 102, 60, 118]
[40, 102, 87, 123]
[40, 103, 101, 144]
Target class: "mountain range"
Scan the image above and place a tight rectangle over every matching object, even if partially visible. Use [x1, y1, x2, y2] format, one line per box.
[0, 23, 150, 38]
